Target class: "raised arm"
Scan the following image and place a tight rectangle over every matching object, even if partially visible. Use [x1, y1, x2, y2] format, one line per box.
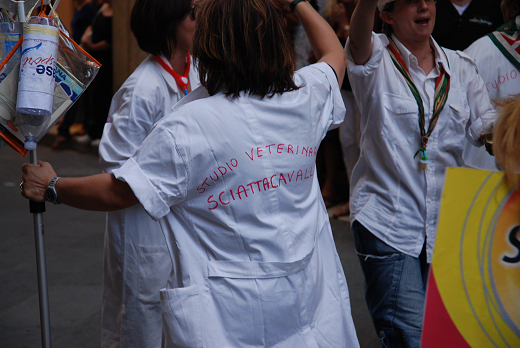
[348, 0, 378, 65]
[21, 161, 138, 211]
[279, 0, 347, 86]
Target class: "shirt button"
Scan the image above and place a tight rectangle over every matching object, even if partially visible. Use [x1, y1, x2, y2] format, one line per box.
[426, 223, 430, 228]
[428, 198, 432, 203]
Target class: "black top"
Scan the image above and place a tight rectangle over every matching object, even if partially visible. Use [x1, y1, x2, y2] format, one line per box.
[71, 2, 98, 44]
[90, 11, 112, 46]
[432, 0, 503, 50]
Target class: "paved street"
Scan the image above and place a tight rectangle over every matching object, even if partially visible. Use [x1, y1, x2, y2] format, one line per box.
[0, 139, 378, 348]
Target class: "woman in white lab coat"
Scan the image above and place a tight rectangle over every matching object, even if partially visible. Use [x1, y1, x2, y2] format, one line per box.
[98, 0, 199, 347]
[21, 0, 359, 346]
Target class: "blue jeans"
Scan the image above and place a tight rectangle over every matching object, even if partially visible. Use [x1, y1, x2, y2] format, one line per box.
[352, 221, 429, 348]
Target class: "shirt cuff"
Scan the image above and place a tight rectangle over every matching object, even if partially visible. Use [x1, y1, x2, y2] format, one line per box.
[113, 158, 171, 221]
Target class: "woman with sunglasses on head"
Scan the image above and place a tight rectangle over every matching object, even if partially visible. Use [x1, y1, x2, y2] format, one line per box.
[97, 0, 199, 347]
[21, 0, 359, 346]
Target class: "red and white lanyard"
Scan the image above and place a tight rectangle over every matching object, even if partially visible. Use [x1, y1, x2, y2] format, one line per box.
[155, 54, 191, 95]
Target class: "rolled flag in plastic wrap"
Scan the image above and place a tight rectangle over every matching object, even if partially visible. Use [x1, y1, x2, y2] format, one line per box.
[16, 16, 59, 150]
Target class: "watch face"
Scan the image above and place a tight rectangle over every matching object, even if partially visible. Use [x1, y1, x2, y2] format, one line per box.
[45, 188, 56, 203]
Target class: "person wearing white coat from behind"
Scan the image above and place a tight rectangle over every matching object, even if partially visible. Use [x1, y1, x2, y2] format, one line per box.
[462, 0, 520, 170]
[21, 0, 359, 347]
[97, 0, 200, 347]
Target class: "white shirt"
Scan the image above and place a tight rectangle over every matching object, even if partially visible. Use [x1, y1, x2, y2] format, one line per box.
[452, 2, 471, 16]
[463, 16, 520, 170]
[346, 33, 495, 262]
[98, 54, 200, 348]
[114, 63, 360, 348]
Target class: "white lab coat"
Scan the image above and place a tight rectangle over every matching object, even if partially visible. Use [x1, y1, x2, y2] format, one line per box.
[113, 63, 360, 348]
[463, 17, 520, 170]
[98, 54, 200, 348]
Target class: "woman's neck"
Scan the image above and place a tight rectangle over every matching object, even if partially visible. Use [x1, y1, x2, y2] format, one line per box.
[398, 37, 435, 75]
[417, 46, 435, 75]
[169, 49, 190, 76]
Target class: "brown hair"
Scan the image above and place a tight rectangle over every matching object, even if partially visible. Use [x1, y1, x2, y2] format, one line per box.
[494, 96, 520, 187]
[380, 1, 395, 36]
[192, 0, 300, 99]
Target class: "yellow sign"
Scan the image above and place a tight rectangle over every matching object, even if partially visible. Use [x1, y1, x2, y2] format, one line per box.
[423, 167, 520, 347]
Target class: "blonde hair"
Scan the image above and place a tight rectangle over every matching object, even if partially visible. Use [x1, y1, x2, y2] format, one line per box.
[493, 95, 520, 186]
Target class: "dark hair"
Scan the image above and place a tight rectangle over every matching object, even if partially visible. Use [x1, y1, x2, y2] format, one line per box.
[192, 0, 300, 99]
[381, 1, 395, 36]
[130, 0, 192, 58]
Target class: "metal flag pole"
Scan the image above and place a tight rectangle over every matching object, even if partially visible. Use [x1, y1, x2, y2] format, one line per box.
[29, 148, 52, 348]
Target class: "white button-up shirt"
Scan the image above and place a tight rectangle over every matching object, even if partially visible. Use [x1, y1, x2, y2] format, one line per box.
[346, 33, 496, 262]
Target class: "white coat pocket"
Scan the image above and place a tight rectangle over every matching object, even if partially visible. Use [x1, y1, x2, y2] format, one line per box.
[207, 276, 302, 347]
[138, 245, 171, 304]
[201, 254, 314, 347]
[160, 285, 202, 348]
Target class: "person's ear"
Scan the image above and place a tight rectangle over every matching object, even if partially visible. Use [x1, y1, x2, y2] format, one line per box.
[380, 10, 396, 25]
[513, 4, 520, 18]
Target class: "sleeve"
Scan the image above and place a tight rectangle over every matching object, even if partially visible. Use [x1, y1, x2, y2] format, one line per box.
[345, 32, 385, 114]
[299, 62, 347, 129]
[99, 87, 160, 173]
[112, 123, 189, 221]
[456, 51, 497, 145]
[345, 32, 385, 79]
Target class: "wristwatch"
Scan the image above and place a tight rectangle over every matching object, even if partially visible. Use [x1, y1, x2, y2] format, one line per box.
[45, 176, 61, 204]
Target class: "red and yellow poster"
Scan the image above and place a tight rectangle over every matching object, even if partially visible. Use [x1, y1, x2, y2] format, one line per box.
[422, 167, 520, 348]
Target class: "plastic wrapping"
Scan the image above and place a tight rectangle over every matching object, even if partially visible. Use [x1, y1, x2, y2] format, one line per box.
[0, 20, 22, 82]
[0, 2, 101, 155]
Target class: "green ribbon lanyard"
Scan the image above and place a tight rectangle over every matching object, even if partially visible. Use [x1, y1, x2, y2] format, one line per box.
[386, 37, 451, 169]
